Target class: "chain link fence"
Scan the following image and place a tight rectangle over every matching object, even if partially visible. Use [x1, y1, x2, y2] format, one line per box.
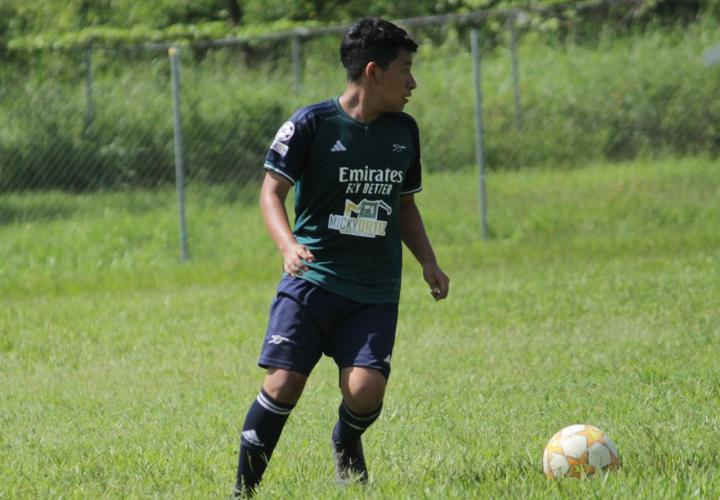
[0, 44, 283, 194]
[1, 1, 719, 256]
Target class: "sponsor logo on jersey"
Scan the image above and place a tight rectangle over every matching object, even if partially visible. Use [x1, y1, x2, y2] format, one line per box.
[274, 121, 295, 142]
[339, 166, 404, 183]
[328, 199, 391, 238]
[338, 166, 404, 195]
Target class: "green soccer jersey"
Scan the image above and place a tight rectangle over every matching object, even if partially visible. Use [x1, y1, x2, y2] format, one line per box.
[264, 97, 422, 303]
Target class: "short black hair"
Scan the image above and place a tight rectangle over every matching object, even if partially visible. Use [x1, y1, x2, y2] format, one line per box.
[340, 18, 418, 81]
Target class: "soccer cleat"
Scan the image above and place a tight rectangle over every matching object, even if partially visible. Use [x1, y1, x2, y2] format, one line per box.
[332, 438, 368, 484]
[230, 487, 254, 499]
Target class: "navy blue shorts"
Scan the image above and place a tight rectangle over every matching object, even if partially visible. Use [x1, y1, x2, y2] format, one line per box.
[258, 276, 398, 379]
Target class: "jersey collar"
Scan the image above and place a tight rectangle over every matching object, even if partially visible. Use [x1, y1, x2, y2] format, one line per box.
[332, 96, 386, 128]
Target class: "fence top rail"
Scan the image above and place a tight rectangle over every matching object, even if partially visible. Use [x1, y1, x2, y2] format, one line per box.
[9, 0, 642, 54]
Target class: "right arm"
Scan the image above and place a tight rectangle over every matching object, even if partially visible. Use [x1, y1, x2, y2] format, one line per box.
[259, 171, 314, 276]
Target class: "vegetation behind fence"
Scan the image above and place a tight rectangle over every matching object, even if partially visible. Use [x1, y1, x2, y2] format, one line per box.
[1, 13, 719, 193]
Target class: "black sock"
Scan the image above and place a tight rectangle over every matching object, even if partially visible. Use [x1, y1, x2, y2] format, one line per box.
[332, 401, 383, 447]
[235, 389, 294, 494]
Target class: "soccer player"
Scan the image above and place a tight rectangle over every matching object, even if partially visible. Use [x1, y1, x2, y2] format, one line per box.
[233, 17, 450, 496]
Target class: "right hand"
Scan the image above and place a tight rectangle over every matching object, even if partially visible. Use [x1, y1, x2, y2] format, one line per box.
[282, 243, 315, 277]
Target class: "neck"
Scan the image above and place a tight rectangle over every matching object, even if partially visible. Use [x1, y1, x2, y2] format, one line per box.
[338, 85, 382, 124]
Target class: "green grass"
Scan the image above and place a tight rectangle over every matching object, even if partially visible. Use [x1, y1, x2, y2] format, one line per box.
[1, 157, 719, 498]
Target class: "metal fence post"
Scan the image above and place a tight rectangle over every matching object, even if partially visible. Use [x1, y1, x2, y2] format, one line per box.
[291, 36, 303, 94]
[169, 46, 190, 261]
[471, 29, 489, 241]
[83, 44, 95, 137]
[509, 16, 523, 130]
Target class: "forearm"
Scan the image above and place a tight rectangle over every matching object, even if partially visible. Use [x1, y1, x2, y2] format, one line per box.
[260, 190, 296, 253]
[259, 172, 314, 277]
[400, 199, 437, 266]
[400, 195, 450, 300]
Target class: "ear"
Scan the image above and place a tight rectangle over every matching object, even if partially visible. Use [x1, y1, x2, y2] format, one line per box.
[364, 61, 379, 82]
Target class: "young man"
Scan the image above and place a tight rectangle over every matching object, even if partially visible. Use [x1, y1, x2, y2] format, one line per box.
[234, 17, 449, 496]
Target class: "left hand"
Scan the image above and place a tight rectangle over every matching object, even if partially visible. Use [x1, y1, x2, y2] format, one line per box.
[422, 262, 450, 301]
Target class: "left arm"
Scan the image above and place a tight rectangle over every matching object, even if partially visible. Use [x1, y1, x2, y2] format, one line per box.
[399, 194, 450, 301]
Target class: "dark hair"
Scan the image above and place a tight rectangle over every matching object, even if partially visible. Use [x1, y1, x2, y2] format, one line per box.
[340, 18, 418, 81]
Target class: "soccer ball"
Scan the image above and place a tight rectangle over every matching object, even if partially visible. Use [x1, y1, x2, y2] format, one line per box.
[542, 424, 621, 479]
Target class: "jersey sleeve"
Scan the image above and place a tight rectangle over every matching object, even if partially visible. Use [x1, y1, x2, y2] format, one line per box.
[263, 110, 314, 185]
[401, 117, 422, 195]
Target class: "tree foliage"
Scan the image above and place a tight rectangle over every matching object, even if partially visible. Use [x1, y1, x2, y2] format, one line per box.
[1, 0, 716, 51]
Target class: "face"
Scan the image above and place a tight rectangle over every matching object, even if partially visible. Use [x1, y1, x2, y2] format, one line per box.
[371, 49, 417, 113]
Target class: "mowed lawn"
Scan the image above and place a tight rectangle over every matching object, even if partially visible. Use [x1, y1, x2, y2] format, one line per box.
[1, 157, 718, 498]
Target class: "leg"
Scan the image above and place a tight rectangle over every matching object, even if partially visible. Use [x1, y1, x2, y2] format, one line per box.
[340, 366, 386, 413]
[263, 367, 308, 405]
[235, 368, 308, 496]
[328, 300, 397, 484]
[235, 277, 327, 495]
[332, 367, 387, 483]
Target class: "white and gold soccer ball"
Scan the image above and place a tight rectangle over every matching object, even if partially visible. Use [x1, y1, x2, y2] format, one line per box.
[542, 424, 621, 479]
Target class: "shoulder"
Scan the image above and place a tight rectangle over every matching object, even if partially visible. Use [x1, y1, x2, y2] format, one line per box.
[289, 99, 338, 129]
[386, 112, 420, 145]
[386, 111, 420, 135]
[273, 100, 337, 147]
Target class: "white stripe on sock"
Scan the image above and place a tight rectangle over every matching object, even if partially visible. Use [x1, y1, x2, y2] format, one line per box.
[341, 418, 366, 431]
[257, 392, 292, 416]
[343, 403, 382, 421]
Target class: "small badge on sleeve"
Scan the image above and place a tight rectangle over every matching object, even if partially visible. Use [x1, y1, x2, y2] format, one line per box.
[271, 140, 289, 157]
[275, 121, 295, 142]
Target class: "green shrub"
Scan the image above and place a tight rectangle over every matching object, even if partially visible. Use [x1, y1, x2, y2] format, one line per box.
[2, 20, 720, 193]
[0, 59, 287, 192]
[408, 22, 720, 169]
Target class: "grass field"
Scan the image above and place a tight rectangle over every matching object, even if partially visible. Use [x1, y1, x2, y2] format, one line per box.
[1, 157, 719, 498]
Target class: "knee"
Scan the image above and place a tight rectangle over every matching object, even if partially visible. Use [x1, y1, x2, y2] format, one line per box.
[344, 392, 383, 414]
[263, 368, 307, 405]
[341, 368, 386, 413]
